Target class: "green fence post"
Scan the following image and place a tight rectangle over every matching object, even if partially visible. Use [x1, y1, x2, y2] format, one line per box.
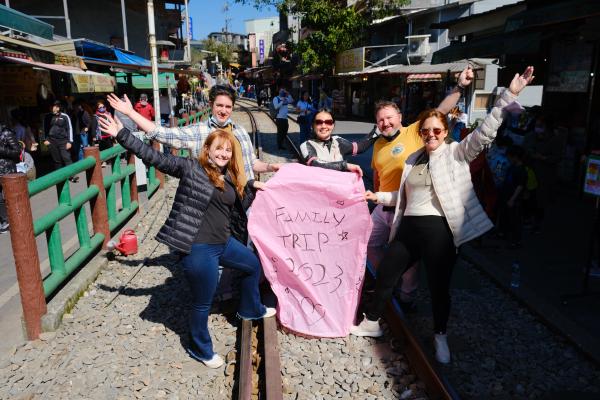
[84, 146, 110, 249]
[128, 151, 139, 213]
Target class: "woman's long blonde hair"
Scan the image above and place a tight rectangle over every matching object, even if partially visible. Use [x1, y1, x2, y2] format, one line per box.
[199, 129, 245, 197]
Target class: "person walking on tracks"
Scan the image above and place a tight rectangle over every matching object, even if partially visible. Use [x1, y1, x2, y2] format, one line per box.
[99, 115, 276, 369]
[43, 101, 78, 183]
[272, 87, 294, 150]
[351, 67, 535, 365]
[0, 124, 21, 234]
[106, 85, 281, 187]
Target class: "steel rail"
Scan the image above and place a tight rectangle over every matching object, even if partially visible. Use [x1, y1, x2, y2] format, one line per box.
[365, 262, 460, 400]
[233, 102, 284, 400]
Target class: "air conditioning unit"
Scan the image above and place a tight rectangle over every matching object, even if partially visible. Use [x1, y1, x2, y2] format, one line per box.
[406, 34, 431, 63]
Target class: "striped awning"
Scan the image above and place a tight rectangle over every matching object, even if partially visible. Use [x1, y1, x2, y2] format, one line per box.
[406, 73, 443, 83]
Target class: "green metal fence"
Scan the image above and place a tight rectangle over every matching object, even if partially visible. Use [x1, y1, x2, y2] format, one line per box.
[29, 145, 159, 297]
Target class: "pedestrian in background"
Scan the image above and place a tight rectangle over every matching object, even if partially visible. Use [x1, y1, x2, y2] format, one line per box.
[353, 67, 534, 365]
[295, 91, 315, 144]
[95, 100, 113, 153]
[134, 93, 155, 122]
[257, 87, 268, 108]
[317, 88, 333, 111]
[524, 115, 562, 231]
[74, 100, 94, 160]
[499, 145, 527, 248]
[99, 115, 275, 369]
[43, 101, 78, 182]
[273, 87, 294, 150]
[0, 124, 21, 234]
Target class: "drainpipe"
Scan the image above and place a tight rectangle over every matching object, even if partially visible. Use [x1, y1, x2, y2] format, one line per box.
[121, 0, 129, 50]
[147, 0, 161, 125]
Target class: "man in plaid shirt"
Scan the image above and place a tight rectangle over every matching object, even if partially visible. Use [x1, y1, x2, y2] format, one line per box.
[107, 85, 280, 186]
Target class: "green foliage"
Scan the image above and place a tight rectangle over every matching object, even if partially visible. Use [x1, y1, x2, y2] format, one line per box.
[236, 0, 409, 75]
[201, 38, 237, 67]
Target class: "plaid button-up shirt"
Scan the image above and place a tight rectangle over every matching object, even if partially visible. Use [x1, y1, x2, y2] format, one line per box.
[146, 118, 257, 180]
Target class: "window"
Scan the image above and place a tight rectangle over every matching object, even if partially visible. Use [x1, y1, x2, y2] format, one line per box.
[474, 70, 485, 90]
[474, 93, 491, 110]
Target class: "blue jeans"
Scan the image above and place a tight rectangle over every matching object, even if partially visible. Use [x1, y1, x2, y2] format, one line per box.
[78, 133, 89, 161]
[181, 237, 266, 361]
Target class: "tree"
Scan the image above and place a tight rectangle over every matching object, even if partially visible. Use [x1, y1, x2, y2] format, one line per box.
[200, 38, 237, 67]
[236, 0, 409, 74]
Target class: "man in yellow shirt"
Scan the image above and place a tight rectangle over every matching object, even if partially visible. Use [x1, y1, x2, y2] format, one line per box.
[368, 66, 474, 309]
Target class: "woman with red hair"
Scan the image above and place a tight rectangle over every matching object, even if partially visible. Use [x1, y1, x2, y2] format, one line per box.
[99, 116, 274, 369]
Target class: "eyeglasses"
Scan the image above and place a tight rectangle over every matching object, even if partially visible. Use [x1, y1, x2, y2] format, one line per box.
[314, 119, 334, 126]
[419, 127, 445, 135]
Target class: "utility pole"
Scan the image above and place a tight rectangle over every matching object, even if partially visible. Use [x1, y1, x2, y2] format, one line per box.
[184, 0, 191, 63]
[120, 0, 129, 50]
[146, 0, 161, 125]
[62, 0, 71, 39]
[223, 1, 231, 44]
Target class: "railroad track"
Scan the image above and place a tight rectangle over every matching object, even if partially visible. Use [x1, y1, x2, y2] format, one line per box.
[231, 100, 458, 400]
[237, 98, 303, 162]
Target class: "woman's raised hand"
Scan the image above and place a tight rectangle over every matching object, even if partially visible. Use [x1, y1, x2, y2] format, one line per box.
[98, 113, 123, 138]
[509, 66, 535, 96]
[107, 93, 133, 115]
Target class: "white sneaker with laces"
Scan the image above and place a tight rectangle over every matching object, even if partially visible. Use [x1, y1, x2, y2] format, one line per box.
[262, 307, 277, 318]
[434, 333, 451, 364]
[349, 314, 383, 337]
[202, 354, 224, 369]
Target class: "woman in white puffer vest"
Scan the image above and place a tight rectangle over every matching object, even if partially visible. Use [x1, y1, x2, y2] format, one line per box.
[350, 67, 535, 364]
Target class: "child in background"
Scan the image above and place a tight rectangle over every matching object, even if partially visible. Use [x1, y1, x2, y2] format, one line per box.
[500, 145, 527, 248]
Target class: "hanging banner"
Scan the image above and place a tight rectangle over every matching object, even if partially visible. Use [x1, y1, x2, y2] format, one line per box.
[248, 164, 372, 337]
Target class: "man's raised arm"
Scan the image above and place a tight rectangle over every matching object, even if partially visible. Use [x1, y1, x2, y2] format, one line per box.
[436, 66, 474, 114]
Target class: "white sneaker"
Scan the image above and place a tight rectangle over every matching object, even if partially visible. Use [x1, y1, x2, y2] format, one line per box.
[434, 334, 451, 364]
[263, 307, 277, 318]
[202, 354, 224, 369]
[349, 314, 383, 337]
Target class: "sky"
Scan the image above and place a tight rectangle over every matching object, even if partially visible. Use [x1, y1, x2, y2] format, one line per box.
[188, 1, 278, 40]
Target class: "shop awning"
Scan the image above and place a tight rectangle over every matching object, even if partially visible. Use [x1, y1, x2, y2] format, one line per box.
[0, 53, 83, 74]
[1, 52, 115, 93]
[0, 4, 53, 40]
[115, 72, 176, 89]
[406, 73, 442, 83]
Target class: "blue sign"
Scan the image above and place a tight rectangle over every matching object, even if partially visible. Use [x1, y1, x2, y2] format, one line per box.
[259, 39, 265, 64]
[189, 16, 193, 40]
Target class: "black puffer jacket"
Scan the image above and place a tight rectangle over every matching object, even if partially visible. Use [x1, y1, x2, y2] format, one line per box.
[0, 125, 21, 176]
[116, 128, 255, 254]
